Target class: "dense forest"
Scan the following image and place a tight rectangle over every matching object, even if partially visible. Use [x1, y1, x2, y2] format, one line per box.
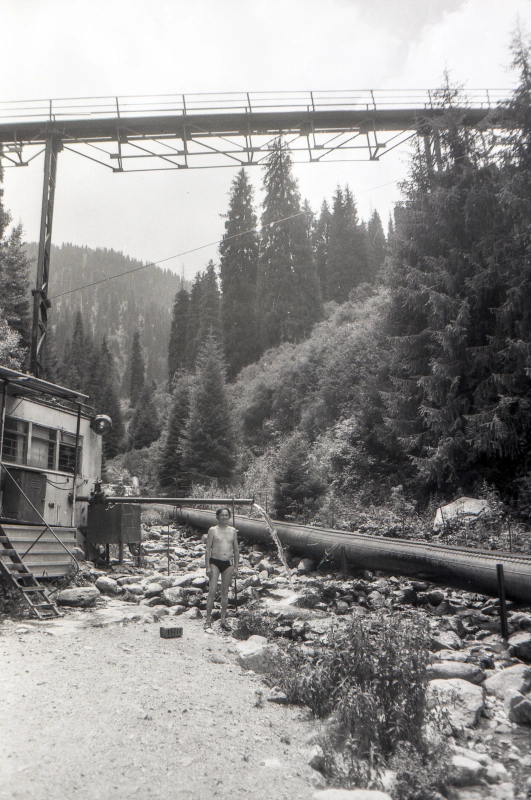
[1, 37, 531, 523]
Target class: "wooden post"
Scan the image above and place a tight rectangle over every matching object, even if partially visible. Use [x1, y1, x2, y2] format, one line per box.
[496, 563, 509, 641]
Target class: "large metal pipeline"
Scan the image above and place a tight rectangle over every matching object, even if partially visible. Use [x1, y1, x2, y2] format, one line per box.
[174, 507, 531, 604]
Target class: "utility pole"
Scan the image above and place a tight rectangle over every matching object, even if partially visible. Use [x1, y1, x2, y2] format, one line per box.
[30, 134, 62, 378]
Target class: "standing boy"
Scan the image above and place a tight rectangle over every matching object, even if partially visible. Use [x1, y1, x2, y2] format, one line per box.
[204, 507, 239, 632]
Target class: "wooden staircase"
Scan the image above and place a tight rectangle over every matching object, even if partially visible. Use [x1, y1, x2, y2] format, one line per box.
[0, 524, 62, 619]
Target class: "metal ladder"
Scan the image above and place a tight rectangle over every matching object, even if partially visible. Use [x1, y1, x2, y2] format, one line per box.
[0, 523, 61, 619]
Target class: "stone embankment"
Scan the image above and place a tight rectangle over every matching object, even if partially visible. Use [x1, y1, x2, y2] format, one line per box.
[54, 522, 531, 799]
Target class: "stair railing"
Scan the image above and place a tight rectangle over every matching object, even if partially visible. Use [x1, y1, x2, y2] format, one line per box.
[0, 462, 79, 583]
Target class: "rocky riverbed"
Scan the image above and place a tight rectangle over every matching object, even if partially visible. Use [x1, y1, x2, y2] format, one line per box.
[2, 521, 531, 800]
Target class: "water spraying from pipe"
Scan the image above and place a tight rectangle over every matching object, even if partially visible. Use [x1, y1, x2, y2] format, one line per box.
[252, 503, 292, 583]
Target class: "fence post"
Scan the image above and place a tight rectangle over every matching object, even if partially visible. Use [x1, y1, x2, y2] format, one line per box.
[496, 563, 509, 641]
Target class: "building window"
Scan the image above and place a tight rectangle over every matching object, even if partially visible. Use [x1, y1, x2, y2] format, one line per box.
[29, 425, 57, 470]
[1, 417, 82, 474]
[58, 431, 82, 474]
[2, 418, 29, 465]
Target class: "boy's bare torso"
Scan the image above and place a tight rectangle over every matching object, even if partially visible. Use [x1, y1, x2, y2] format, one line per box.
[209, 525, 237, 560]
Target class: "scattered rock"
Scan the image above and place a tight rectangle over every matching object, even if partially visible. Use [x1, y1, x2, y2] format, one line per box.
[297, 558, 315, 575]
[427, 661, 486, 684]
[144, 583, 164, 599]
[484, 664, 531, 701]
[161, 587, 187, 606]
[71, 546, 86, 561]
[449, 754, 487, 786]
[430, 630, 463, 651]
[307, 744, 325, 771]
[507, 631, 531, 662]
[94, 576, 120, 595]
[56, 587, 100, 607]
[185, 607, 202, 619]
[267, 689, 288, 705]
[426, 678, 484, 728]
[508, 692, 531, 724]
[236, 636, 285, 674]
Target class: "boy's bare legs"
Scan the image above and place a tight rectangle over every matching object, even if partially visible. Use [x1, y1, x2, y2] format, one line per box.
[205, 563, 221, 628]
[220, 565, 234, 628]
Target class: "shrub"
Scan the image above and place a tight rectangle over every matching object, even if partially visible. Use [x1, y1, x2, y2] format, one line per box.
[233, 602, 278, 640]
[267, 613, 432, 782]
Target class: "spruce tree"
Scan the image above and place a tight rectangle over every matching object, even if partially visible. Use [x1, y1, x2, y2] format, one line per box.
[257, 138, 322, 350]
[366, 210, 387, 277]
[312, 200, 332, 300]
[58, 309, 90, 391]
[382, 81, 507, 490]
[0, 224, 31, 358]
[185, 273, 203, 370]
[219, 168, 260, 379]
[158, 372, 192, 492]
[129, 330, 145, 405]
[96, 337, 125, 458]
[196, 260, 222, 349]
[181, 333, 235, 483]
[273, 433, 325, 519]
[168, 288, 189, 387]
[127, 385, 160, 450]
[326, 186, 369, 302]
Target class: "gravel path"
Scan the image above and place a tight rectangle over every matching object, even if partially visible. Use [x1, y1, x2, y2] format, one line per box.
[0, 604, 318, 800]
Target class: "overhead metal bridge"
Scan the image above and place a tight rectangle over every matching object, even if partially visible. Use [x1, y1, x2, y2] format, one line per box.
[0, 89, 511, 377]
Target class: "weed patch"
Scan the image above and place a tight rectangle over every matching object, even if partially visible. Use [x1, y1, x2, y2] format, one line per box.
[265, 612, 448, 792]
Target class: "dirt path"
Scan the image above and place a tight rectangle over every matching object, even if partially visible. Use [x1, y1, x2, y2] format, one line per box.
[0, 603, 319, 800]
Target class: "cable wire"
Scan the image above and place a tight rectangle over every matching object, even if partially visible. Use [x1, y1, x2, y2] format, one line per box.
[48, 210, 312, 300]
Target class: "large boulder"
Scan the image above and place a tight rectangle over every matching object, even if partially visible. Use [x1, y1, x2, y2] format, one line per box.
[484, 664, 531, 701]
[94, 576, 120, 595]
[427, 661, 485, 684]
[170, 575, 193, 588]
[236, 635, 285, 674]
[430, 630, 463, 651]
[449, 754, 487, 786]
[426, 678, 484, 728]
[508, 631, 531, 662]
[508, 692, 531, 725]
[56, 587, 100, 607]
[161, 587, 187, 606]
[433, 497, 490, 531]
[144, 583, 164, 599]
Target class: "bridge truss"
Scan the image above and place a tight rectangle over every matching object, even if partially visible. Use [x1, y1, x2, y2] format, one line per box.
[0, 89, 510, 376]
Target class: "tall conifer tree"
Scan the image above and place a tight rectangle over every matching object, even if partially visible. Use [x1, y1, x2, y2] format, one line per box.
[219, 168, 260, 379]
[168, 288, 190, 387]
[129, 330, 145, 405]
[257, 138, 322, 350]
[158, 373, 192, 491]
[128, 385, 160, 450]
[185, 273, 203, 370]
[326, 186, 369, 302]
[181, 334, 235, 482]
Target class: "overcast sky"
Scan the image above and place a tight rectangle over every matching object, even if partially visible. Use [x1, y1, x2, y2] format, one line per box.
[1, 0, 530, 280]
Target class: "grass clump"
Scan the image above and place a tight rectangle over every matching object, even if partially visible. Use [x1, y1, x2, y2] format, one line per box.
[267, 612, 448, 793]
[232, 602, 278, 640]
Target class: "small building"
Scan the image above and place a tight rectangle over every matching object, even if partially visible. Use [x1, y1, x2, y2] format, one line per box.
[0, 366, 103, 577]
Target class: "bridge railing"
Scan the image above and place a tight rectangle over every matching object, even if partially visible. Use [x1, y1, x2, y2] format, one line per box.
[0, 89, 511, 125]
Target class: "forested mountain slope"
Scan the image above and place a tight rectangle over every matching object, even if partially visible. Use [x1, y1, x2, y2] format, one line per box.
[24, 242, 186, 388]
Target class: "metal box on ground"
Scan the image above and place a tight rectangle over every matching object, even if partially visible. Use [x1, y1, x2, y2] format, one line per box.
[86, 503, 141, 546]
[160, 626, 183, 639]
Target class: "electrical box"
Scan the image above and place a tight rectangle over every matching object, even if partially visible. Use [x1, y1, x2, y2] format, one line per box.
[1, 468, 47, 523]
[86, 503, 141, 546]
